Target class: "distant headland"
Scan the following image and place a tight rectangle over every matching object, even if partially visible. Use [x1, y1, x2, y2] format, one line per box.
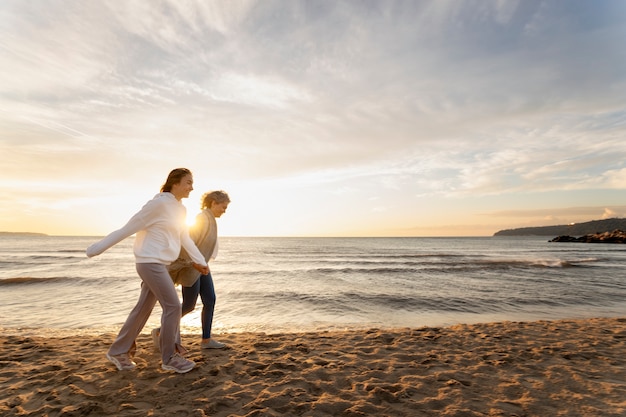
[0, 231, 48, 236]
[493, 218, 626, 237]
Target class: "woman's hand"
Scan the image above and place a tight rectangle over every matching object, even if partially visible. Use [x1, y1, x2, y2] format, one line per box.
[193, 263, 209, 275]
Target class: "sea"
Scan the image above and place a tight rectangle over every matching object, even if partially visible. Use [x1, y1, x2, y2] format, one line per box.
[1, 235, 625, 336]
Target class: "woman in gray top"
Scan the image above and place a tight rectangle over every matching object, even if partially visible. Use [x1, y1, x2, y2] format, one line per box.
[163, 190, 230, 349]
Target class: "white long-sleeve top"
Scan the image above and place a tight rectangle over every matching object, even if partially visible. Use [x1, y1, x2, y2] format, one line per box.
[86, 192, 207, 266]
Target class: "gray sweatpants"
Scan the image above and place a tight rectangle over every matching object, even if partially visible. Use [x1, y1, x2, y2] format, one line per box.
[108, 263, 183, 364]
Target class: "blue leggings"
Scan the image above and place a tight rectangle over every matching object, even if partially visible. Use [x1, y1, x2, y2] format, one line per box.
[181, 273, 216, 339]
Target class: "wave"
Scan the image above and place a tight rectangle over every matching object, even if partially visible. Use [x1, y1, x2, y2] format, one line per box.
[467, 258, 597, 269]
[0, 277, 77, 285]
[0, 255, 84, 266]
[29, 254, 83, 260]
[238, 257, 599, 277]
[228, 289, 621, 317]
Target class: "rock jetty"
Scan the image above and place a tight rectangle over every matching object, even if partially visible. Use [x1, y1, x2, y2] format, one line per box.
[549, 229, 626, 243]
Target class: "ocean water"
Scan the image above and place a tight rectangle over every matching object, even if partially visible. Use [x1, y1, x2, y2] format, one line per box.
[1, 235, 625, 335]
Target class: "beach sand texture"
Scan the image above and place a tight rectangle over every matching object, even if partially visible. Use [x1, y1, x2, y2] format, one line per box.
[1, 317, 625, 416]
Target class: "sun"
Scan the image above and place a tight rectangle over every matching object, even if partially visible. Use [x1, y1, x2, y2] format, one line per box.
[186, 211, 197, 227]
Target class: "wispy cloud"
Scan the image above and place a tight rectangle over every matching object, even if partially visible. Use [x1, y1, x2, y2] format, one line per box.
[1, 0, 625, 235]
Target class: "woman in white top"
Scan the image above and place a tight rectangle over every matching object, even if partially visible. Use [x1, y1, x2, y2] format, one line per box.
[86, 168, 208, 374]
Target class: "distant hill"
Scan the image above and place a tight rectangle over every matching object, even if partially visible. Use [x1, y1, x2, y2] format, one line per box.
[0, 231, 48, 236]
[493, 218, 626, 237]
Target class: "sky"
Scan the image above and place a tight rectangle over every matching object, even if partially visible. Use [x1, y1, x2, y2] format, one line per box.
[1, 0, 626, 237]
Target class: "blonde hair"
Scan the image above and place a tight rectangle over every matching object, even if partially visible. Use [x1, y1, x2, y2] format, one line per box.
[201, 190, 230, 210]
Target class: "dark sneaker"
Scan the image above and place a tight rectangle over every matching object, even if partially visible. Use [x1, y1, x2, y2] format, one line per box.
[162, 353, 195, 373]
[106, 352, 137, 371]
[151, 328, 160, 352]
[201, 339, 226, 349]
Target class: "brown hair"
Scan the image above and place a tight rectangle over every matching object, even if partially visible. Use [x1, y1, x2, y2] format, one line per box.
[201, 190, 230, 210]
[161, 168, 192, 192]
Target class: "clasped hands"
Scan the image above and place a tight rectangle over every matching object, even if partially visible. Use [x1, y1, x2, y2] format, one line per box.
[192, 263, 209, 275]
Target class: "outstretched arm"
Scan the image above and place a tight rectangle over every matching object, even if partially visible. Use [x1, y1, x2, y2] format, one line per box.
[85, 212, 146, 257]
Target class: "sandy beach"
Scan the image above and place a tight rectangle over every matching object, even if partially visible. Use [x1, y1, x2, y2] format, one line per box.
[1, 317, 625, 416]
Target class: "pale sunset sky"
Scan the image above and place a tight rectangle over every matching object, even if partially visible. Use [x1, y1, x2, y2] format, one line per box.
[1, 0, 626, 237]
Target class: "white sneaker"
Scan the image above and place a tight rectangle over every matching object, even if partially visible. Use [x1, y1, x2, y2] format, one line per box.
[162, 353, 195, 373]
[106, 352, 136, 371]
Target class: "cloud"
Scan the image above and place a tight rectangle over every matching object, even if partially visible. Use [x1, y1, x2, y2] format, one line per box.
[1, 0, 626, 235]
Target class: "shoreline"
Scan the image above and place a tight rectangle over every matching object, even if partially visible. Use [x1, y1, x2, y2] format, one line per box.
[4, 308, 626, 339]
[2, 317, 625, 416]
